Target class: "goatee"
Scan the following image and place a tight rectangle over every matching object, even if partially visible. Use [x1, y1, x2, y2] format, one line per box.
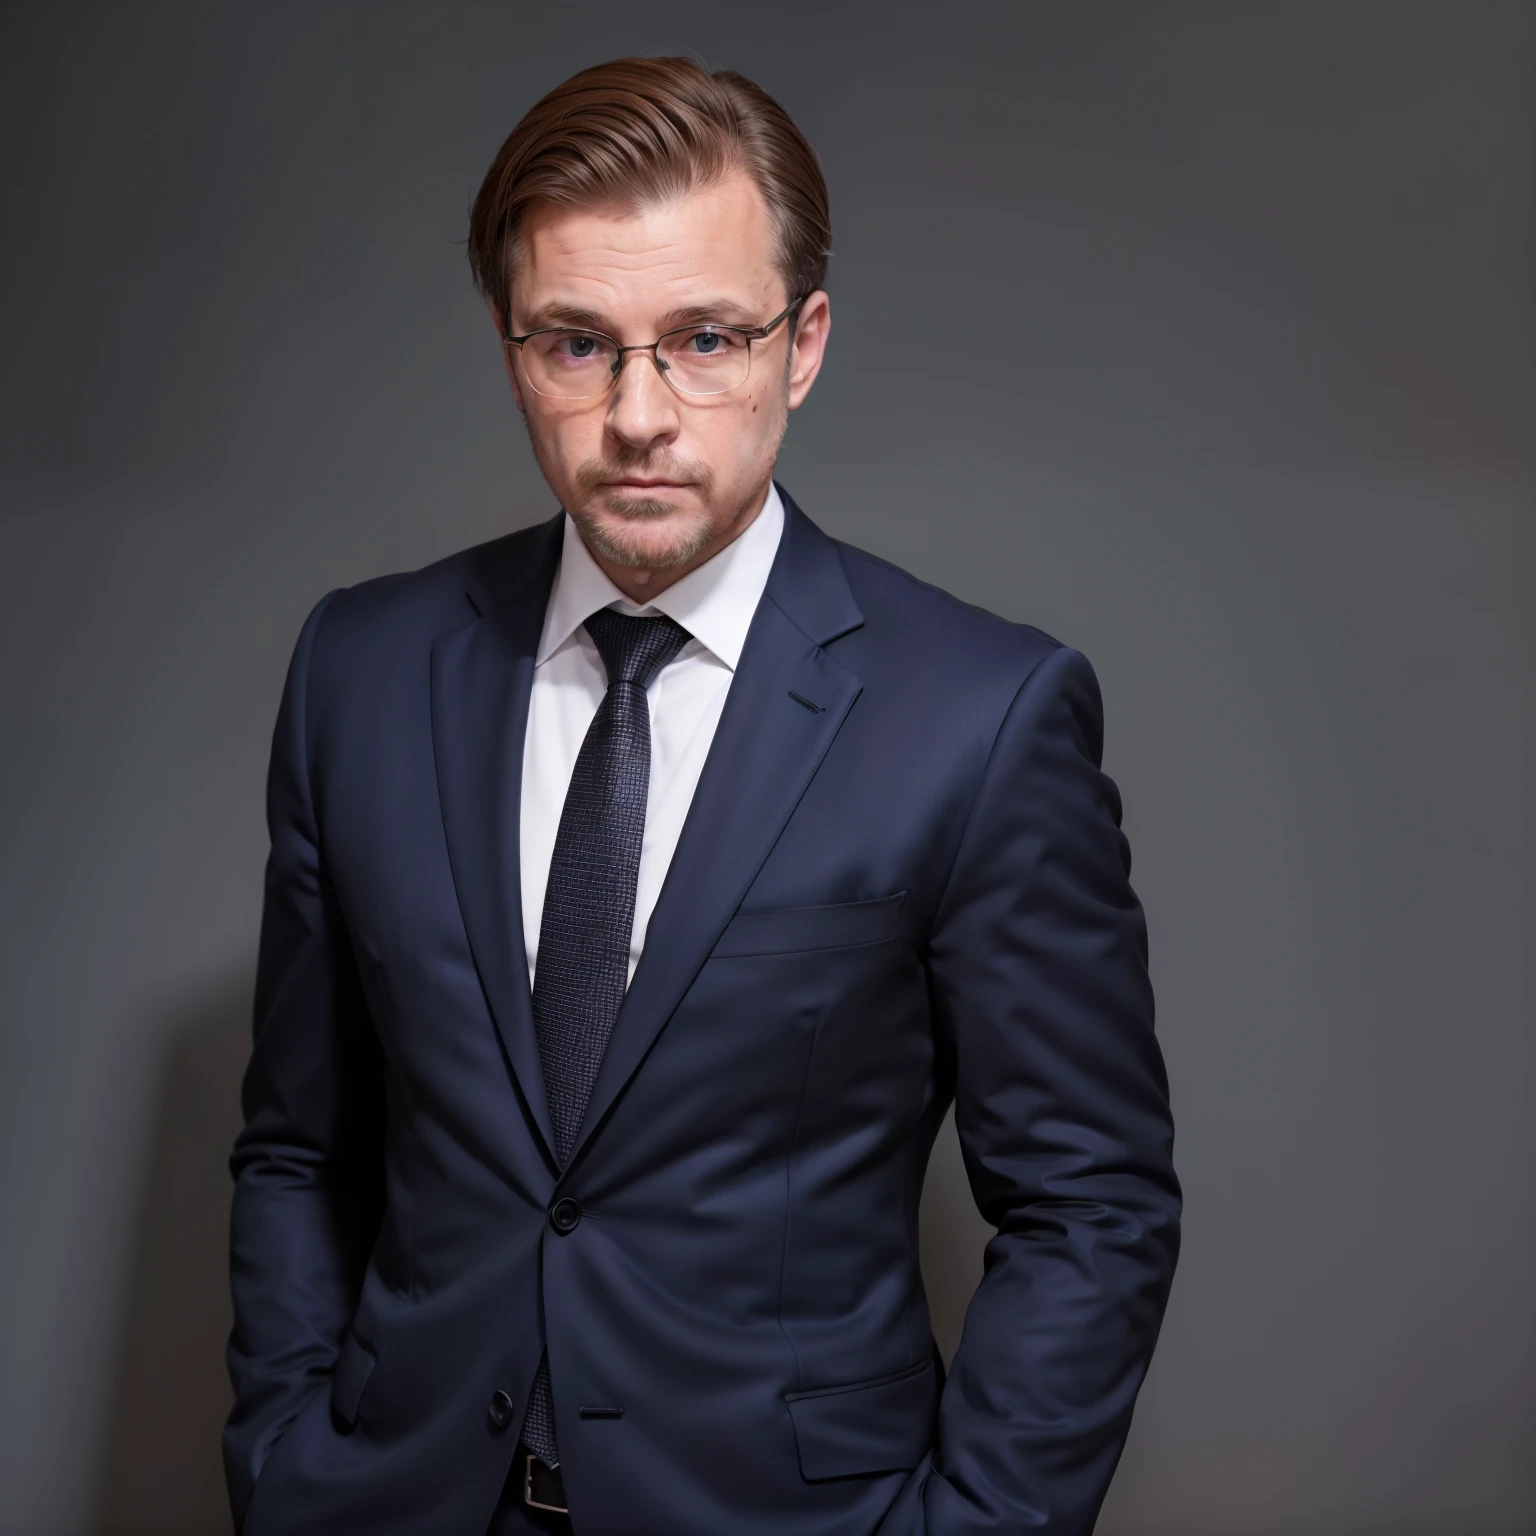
[568, 454, 717, 570]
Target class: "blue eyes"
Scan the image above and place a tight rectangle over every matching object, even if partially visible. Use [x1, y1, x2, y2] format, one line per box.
[548, 327, 741, 364]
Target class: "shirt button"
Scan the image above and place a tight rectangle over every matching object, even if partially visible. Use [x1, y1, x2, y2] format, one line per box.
[488, 1389, 514, 1430]
[549, 1197, 582, 1234]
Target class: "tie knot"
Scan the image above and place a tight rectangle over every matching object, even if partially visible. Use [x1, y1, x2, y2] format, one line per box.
[584, 608, 691, 691]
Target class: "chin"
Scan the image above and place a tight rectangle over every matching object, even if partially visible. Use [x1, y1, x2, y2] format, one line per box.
[577, 500, 717, 571]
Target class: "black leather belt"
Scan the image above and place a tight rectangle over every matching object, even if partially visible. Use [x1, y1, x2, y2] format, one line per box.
[522, 1450, 569, 1515]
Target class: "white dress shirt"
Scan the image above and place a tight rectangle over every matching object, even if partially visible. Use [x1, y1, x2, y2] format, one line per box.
[520, 483, 785, 986]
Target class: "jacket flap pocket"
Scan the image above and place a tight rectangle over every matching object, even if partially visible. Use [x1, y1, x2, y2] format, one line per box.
[714, 892, 906, 959]
[784, 1357, 938, 1482]
[331, 1332, 377, 1428]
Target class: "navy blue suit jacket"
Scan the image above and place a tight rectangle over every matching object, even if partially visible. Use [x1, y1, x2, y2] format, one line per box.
[225, 490, 1179, 1535]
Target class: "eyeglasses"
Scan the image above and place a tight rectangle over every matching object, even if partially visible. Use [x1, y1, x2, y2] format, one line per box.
[503, 298, 804, 400]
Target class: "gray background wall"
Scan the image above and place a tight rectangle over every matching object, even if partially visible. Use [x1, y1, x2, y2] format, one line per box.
[1, 3, 1531, 1533]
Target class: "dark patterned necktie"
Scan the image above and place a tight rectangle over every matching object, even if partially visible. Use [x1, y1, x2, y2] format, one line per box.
[521, 607, 691, 1467]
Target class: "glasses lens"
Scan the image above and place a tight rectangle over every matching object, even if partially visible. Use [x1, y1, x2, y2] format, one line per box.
[657, 326, 750, 395]
[521, 330, 619, 399]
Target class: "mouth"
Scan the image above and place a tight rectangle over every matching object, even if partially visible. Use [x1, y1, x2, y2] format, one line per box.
[603, 477, 690, 490]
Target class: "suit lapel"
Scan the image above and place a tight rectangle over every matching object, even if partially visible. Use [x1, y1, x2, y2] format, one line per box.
[431, 516, 563, 1165]
[569, 492, 864, 1168]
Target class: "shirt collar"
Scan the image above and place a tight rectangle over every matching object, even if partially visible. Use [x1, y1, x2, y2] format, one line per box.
[536, 482, 785, 672]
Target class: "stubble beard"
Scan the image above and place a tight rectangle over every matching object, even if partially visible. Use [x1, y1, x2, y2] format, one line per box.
[522, 374, 790, 572]
[575, 481, 717, 571]
[521, 421, 716, 570]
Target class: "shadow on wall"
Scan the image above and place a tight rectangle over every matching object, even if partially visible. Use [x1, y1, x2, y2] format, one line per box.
[98, 977, 252, 1536]
[919, 1109, 994, 1368]
[92, 979, 994, 1534]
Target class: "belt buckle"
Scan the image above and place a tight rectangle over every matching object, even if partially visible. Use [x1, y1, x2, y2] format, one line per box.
[524, 1452, 570, 1515]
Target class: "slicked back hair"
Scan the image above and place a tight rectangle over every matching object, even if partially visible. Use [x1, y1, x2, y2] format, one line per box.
[467, 57, 831, 329]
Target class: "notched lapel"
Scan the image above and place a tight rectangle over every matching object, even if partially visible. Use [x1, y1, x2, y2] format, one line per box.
[430, 521, 562, 1165]
[570, 499, 865, 1167]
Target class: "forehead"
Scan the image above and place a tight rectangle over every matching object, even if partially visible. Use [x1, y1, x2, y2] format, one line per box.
[512, 171, 782, 324]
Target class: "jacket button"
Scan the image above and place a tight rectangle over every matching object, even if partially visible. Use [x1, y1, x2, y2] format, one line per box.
[488, 1389, 514, 1430]
[549, 1197, 582, 1234]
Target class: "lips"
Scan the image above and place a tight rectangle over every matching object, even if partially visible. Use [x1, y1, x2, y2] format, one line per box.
[606, 478, 688, 489]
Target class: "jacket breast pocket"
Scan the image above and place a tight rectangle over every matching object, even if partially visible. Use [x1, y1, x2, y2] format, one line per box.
[712, 892, 906, 959]
[784, 1356, 938, 1481]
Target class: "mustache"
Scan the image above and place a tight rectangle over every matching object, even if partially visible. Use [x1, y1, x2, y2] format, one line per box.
[573, 451, 714, 501]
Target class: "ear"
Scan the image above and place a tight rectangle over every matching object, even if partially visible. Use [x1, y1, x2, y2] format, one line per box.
[491, 299, 527, 413]
[786, 290, 830, 411]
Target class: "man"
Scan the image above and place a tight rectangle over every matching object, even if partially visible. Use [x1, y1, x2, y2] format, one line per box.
[225, 56, 1179, 1536]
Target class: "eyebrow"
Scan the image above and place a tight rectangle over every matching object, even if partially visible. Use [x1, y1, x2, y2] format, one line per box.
[516, 298, 769, 335]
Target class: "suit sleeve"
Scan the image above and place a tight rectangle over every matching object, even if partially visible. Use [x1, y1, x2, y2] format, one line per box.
[907, 644, 1181, 1534]
[223, 591, 387, 1528]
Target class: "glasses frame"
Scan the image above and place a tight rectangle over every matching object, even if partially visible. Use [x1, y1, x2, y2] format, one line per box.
[503, 297, 806, 400]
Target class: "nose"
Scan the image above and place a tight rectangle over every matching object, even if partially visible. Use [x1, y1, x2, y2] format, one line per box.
[604, 347, 680, 450]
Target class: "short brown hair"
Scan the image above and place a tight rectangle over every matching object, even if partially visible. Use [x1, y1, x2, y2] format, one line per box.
[467, 57, 830, 328]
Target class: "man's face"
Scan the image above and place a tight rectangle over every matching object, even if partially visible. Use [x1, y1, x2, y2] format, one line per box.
[501, 172, 829, 585]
